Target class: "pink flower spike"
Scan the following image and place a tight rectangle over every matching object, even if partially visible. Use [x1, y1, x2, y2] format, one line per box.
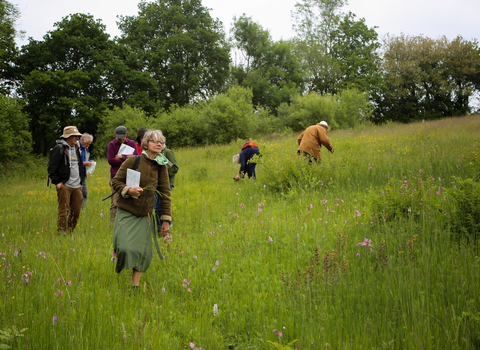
[67, 281, 71, 286]
[189, 343, 195, 349]
[187, 288, 191, 292]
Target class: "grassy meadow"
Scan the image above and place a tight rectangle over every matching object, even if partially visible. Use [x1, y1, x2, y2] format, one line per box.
[1, 115, 480, 349]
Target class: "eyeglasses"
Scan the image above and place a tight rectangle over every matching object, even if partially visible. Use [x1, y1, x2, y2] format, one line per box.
[148, 140, 164, 145]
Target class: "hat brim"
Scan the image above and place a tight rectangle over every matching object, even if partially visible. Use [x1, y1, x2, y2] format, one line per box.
[62, 132, 82, 138]
[116, 134, 127, 139]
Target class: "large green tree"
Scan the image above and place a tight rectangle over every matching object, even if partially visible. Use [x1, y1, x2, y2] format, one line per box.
[16, 13, 113, 155]
[292, 0, 381, 96]
[330, 12, 381, 94]
[117, 0, 230, 110]
[230, 15, 304, 111]
[0, 0, 21, 93]
[375, 34, 480, 122]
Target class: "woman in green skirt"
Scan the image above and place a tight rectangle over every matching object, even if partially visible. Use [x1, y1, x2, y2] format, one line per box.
[111, 130, 172, 290]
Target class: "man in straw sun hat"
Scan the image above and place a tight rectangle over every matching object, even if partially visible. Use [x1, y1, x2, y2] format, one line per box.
[47, 126, 85, 233]
[297, 121, 334, 165]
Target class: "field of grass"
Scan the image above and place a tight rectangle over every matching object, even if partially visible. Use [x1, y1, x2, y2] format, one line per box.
[1, 115, 480, 349]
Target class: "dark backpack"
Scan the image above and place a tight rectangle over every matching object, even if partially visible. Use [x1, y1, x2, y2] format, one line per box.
[47, 144, 65, 186]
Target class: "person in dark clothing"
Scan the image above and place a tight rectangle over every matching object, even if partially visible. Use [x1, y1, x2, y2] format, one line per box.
[234, 141, 260, 180]
[107, 126, 139, 224]
[47, 126, 85, 233]
[135, 127, 147, 155]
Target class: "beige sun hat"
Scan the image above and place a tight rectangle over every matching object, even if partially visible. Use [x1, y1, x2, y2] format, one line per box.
[61, 126, 82, 138]
[318, 121, 330, 131]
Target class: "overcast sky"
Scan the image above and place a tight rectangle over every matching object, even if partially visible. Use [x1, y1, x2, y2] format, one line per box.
[13, 0, 479, 47]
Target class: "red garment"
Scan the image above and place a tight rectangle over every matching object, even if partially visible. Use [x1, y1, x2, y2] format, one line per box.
[242, 141, 259, 150]
[136, 142, 143, 154]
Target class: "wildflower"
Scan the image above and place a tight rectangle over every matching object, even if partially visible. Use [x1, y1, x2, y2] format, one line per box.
[269, 236, 273, 242]
[14, 250, 18, 257]
[278, 332, 283, 337]
[53, 314, 57, 325]
[111, 252, 116, 261]
[212, 267, 215, 272]
[264, 184, 266, 188]
[187, 288, 192, 293]
[189, 343, 195, 349]
[193, 254, 197, 259]
[356, 252, 360, 257]
[66, 281, 71, 286]
[357, 238, 372, 247]
[215, 260, 219, 266]
[213, 303, 218, 316]
[408, 207, 411, 212]
[100, 210, 103, 218]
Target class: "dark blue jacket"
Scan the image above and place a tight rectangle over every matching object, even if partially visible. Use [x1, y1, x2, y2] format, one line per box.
[239, 146, 260, 174]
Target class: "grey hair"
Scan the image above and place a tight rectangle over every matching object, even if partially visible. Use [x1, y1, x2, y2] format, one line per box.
[81, 133, 93, 142]
[141, 130, 165, 150]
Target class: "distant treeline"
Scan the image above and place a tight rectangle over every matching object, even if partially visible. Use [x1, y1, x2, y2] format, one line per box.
[1, 0, 479, 160]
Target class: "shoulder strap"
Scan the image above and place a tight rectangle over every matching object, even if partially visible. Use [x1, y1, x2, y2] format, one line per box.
[102, 155, 141, 201]
[132, 155, 141, 171]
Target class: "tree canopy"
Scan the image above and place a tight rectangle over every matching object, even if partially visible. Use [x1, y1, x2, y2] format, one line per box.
[16, 13, 113, 155]
[117, 0, 231, 110]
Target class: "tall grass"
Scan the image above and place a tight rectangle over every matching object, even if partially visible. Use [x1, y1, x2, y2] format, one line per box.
[1, 115, 479, 349]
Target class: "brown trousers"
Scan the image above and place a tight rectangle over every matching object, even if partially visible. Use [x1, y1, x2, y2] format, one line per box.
[57, 184, 83, 232]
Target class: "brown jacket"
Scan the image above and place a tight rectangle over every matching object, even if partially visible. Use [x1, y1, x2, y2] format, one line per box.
[112, 154, 172, 221]
[297, 124, 333, 161]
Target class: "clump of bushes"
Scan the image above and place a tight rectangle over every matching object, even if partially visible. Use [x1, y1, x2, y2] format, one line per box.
[445, 177, 480, 239]
[367, 176, 446, 223]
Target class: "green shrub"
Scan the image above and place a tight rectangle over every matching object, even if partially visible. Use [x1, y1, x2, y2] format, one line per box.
[281, 92, 337, 131]
[0, 96, 32, 162]
[201, 86, 255, 144]
[445, 177, 480, 239]
[368, 176, 445, 223]
[334, 88, 373, 129]
[94, 104, 152, 157]
[462, 141, 480, 181]
[259, 142, 325, 193]
[155, 103, 204, 148]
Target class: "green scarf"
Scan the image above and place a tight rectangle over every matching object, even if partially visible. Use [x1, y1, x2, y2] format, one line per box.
[142, 150, 168, 166]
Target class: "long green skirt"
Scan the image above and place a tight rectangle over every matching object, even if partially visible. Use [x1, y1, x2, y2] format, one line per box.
[113, 207, 154, 273]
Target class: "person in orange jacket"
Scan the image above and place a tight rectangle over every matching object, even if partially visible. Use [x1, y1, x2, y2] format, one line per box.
[297, 121, 334, 164]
